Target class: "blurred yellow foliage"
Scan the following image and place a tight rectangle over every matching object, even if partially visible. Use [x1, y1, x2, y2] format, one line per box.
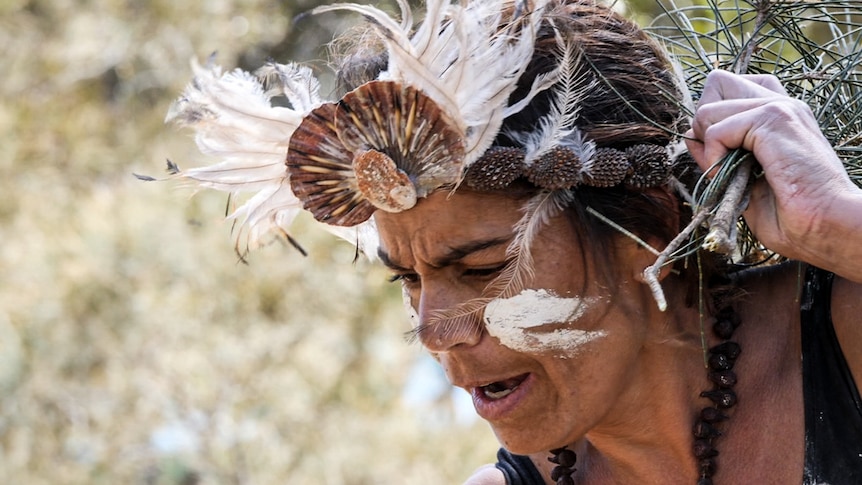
[0, 1, 499, 483]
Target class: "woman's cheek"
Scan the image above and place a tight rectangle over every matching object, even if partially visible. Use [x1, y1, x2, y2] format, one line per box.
[483, 288, 607, 358]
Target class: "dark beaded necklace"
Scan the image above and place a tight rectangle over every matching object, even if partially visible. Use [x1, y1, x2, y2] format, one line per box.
[694, 303, 741, 485]
[548, 304, 742, 485]
[548, 446, 577, 485]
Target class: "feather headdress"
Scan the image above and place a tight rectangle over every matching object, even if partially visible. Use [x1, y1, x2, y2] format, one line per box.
[151, 0, 680, 254]
[286, 0, 554, 226]
[152, 58, 323, 258]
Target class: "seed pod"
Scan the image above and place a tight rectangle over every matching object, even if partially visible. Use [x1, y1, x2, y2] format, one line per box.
[551, 466, 570, 481]
[583, 147, 629, 187]
[716, 306, 742, 327]
[465, 146, 526, 190]
[699, 457, 717, 476]
[693, 439, 718, 459]
[709, 370, 738, 388]
[554, 449, 577, 468]
[556, 475, 575, 485]
[623, 144, 670, 188]
[713, 319, 736, 339]
[708, 353, 733, 371]
[700, 389, 738, 408]
[693, 420, 722, 439]
[547, 448, 566, 464]
[526, 146, 583, 189]
[700, 407, 728, 423]
[710, 341, 742, 360]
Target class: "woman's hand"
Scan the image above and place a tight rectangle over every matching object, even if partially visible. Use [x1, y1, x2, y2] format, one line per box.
[685, 69, 862, 281]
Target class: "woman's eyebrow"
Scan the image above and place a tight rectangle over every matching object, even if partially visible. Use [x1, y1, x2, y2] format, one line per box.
[377, 236, 510, 270]
[377, 249, 409, 272]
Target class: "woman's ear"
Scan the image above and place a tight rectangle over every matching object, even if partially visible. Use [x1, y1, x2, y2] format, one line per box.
[615, 235, 675, 284]
[614, 186, 681, 285]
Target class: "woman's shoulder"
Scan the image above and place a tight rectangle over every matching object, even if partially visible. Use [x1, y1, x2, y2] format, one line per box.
[463, 464, 507, 485]
[732, 261, 802, 321]
[735, 261, 862, 386]
[831, 271, 862, 387]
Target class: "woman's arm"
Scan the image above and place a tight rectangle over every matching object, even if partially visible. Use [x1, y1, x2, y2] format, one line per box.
[686, 69, 862, 282]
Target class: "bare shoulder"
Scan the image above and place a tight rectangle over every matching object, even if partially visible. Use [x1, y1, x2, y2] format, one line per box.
[733, 263, 802, 344]
[831, 275, 862, 389]
[463, 464, 507, 485]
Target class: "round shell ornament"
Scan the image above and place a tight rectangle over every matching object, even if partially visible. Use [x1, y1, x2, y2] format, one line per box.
[352, 148, 417, 212]
[287, 103, 376, 226]
[287, 80, 466, 226]
[336, 81, 466, 198]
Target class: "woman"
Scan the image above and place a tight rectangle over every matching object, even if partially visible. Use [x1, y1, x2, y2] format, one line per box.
[158, 0, 862, 483]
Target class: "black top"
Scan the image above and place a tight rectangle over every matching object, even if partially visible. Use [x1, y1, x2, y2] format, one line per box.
[801, 267, 862, 484]
[495, 448, 546, 485]
[496, 266, 862, 484]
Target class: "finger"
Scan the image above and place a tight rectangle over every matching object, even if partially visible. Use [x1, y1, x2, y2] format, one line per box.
[737, 74, 787, 95]
[690, 97, 775, 145]
[684, 129, 722, 177]
[698, 70, 785, 107]
[697, 108, 768, 169]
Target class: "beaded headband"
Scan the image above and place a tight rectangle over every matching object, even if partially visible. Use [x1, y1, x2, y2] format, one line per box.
[153, 0, 681, 258]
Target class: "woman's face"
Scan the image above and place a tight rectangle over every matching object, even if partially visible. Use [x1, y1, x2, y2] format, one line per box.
[374, 190, 657, 454]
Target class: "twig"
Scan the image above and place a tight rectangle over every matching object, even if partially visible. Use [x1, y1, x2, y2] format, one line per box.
[586, 206, 661, 256]
[643, 208, 712, 311]
[702, 156, 754, 254]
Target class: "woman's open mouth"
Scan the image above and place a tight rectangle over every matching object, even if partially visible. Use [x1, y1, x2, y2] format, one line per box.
[472, 373, 532, 421]
[480, 374, 529, 400]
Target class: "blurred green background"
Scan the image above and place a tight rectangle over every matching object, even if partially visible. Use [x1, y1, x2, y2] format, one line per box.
[0, 1, 503, 483]
[0, 0, 667, 484]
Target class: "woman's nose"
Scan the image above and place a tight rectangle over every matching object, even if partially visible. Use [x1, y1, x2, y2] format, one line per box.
[416, 284, 484, 352]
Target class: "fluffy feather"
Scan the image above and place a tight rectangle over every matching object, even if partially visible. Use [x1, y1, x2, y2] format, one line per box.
[165, 57, 324, 252]
[489, 189, 575, 299]
[256, 62, 323, 113]
[320, 218, 381, 262]
[507, 31, 596, 165]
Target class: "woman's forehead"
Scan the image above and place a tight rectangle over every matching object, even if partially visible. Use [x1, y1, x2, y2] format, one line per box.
[375, 191, 524, 263]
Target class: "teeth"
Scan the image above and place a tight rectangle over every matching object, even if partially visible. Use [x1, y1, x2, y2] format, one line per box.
[483, 387, 515, 399]
[482, 381, 518, 400]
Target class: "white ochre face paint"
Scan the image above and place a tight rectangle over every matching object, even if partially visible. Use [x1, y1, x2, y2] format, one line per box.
[401, 285, 419, 329]
[483, 288, 605, 357]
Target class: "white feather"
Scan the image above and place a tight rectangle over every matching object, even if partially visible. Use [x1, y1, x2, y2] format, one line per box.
[558, 129, 596, 168]
[494, 189, 575, 298]
[230, 181, 303, 253]
[255, 62, 323, 113]
[507, 31, 596, 164]
[321, 218, 381, 261]
[165, 57, 323, 251]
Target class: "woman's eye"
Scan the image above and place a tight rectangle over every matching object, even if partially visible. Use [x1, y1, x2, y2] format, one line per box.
[463, 264, 507, 279]
[388, 273, 420, 285]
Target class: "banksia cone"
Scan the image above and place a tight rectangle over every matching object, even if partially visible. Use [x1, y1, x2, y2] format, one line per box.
[526, 146, 583, 190]
[583, 147, 630, 187]
[464, 146, 526, 190]
[624, 144, 671, 188]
